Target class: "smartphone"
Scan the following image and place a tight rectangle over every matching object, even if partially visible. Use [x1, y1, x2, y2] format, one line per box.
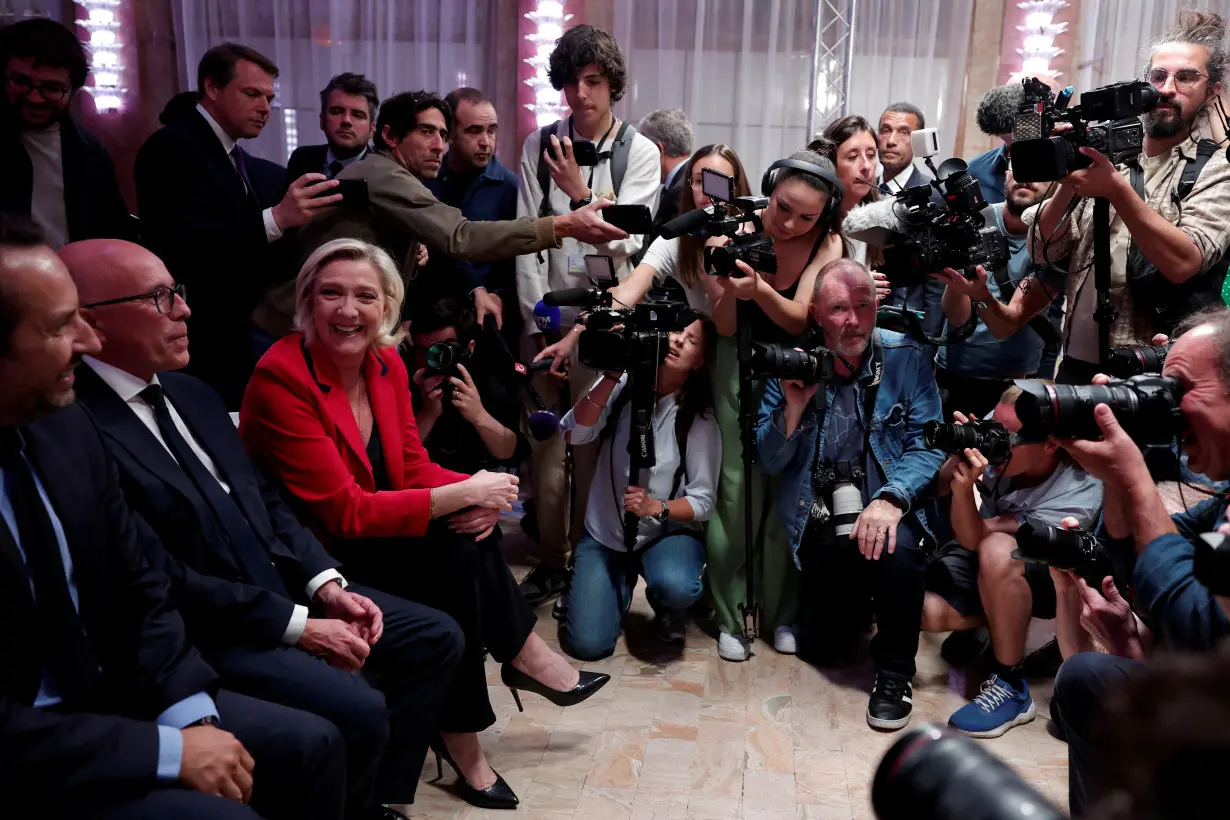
[546, 138, 599, 166]
[336, 178, 369, 206]
[701, 168, 734, 204]
[602, 204, 654, 234]
[585, 254, 616, 282]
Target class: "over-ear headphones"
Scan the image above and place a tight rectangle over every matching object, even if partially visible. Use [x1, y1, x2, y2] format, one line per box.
[760, 158, 845, 227]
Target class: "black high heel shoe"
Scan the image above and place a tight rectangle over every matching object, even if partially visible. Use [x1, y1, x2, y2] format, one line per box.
[500, 663, 610, 711]
[429, 737, 519, 810]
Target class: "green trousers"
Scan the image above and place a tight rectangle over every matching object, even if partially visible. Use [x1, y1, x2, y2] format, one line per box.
[704, 336, 799, 637]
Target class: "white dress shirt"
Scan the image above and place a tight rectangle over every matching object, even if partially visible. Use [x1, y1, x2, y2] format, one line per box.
[21, 124, 70, 249]
[880, 162, 916, 193]
[84, 357, 345, 643]
[324, 145, 367, 175]
[195, 104, 283, 243]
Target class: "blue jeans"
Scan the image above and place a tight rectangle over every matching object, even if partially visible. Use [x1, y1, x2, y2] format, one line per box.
[565, 529, 706, 660]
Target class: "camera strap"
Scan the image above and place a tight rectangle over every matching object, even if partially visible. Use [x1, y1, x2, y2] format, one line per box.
[535, 118, 631, 218]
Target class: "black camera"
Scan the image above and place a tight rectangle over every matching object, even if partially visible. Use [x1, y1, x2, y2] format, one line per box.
[923, 419, 1013, 465]
[872, 724, 1065, 820]
[1012, 518, 1121, 594]
[577, 298, 698, 374]
[744, 341, 836, 385]
[878, 158, 1009, 288]
[1195, 532, 1230, 596]
[424, 340, 469, 379]
[1107, 343, 1169, 378]
[1010, 77, 1159, 182]
[660, 168, 776, 278]
[705, 233, 777, 276]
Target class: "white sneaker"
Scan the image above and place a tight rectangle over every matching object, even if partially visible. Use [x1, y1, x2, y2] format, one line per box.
[718, 631, 750, 662]
[774, 625, 798, 655]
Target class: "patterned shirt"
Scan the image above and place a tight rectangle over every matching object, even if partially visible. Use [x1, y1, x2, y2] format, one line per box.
[1020, 140, 1230, 360]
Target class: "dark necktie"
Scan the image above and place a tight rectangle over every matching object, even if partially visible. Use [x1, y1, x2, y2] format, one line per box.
[231, 146, 259, 205]
[327, 160, 344, 179]
[879, 181, 893, 195]
[0, 429, 100, 703]
[139, 386, 288, 596]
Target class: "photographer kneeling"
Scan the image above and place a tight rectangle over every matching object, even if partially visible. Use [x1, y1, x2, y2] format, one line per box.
[922, 385, 1103, 738]
[559, 319, 720, 658]
[409, 297, 529, 474]
[1039, 308, 1230, 816]
[756, 259, 943, 730]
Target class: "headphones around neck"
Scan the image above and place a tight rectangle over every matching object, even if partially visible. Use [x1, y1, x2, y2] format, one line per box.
[760, 158, 846, 228]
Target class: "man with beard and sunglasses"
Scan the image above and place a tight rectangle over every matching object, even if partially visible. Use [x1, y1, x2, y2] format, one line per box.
[0, 18, 135, 248]
[938, 9, 1230, 385]
[933, 170, 1068, 420]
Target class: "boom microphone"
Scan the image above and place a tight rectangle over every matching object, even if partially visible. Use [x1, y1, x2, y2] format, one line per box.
[658, 206, 713, 240]
[542, 288, 595, 308]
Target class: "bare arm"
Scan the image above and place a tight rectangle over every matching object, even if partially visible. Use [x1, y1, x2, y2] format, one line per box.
[572, 374, 621, 428]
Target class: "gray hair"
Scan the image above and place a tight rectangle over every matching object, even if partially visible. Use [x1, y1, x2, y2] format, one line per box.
[638, 109, 694, 158]
[1174, 305, 1230, 392]
[812, 258, 875, 300]
[1146, 9, 1227, 85]
[295, 238, 406, 350]
[976, 84, 1024, 136]
[882, 101, 926, 129]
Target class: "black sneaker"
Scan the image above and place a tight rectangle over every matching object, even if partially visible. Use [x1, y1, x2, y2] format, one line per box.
[652, 609, 688, 645]
[519, 565, 569, 606]
[867, 674, 914, 731]
[552, 592, 569, 622]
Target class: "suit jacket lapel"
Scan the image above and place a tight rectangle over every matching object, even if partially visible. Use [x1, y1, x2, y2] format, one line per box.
[187, 109, 248, 206]
[365, 350, 404, 489]
[303, 340, 374, 485]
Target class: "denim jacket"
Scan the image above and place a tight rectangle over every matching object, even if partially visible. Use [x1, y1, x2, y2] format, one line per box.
[756, 329, 944, 567]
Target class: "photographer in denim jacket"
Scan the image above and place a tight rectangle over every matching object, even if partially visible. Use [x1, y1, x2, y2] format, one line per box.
[756, 259, 943, 731]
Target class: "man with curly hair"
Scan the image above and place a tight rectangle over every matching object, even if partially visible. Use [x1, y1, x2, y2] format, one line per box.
[515, 25, 662, 607]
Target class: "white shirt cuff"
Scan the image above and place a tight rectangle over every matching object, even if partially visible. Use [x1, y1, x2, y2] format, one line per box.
[305, 569, 346, 601]
[282, 604, 309, 645]
[263, 208, 284, 242]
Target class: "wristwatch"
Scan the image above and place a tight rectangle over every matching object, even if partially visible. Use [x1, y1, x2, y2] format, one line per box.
[187, 716, 219, 728]
[656, 500, 670, 523]
[569, 194, 593, 211]
[971, 297, 992, 310]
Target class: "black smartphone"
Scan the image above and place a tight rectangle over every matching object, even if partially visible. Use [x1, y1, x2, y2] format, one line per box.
[546, 138, 599, 166]
[602, 204, 654, 234]
[336, 178, 369, 206]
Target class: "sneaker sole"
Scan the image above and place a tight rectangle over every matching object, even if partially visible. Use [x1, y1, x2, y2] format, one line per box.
[774, 643, 797, 655]
[866, 710, 913, 731]
[717, 645, 750, 662]
[951, 700, 1037, 739]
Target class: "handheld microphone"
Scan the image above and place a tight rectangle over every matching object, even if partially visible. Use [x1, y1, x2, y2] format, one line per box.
[542, 288, 594, 308]
[533, 300, 562, 338]
[483, 314, 562, 441]
[528, 410, 561, 441]
[658, 207, 712, 240]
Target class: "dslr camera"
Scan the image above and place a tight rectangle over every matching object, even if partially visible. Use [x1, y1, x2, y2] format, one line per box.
[743, 340, 836, 386]
[923, 418, 1013, 465]
[1012, 518, 1122, 595]
[660, 168, 776, 277]
[423, 340, 471, 398]
[1011, 76, 1160, 182]
[1107, 343, 1169, 378]
[1012, 375, 1185, 478]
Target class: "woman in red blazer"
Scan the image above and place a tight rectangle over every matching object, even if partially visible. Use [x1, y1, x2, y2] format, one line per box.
[241, 238, 608, 810]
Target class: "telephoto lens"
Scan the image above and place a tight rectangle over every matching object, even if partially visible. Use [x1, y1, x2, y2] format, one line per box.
[922, 420, 1012, 465]
[1107, 344, 1169, 378]
[872, 724, 1065, 820]
[831, 483, 863, 537]
[1012, 518, 1120, 594]
[746, 342, 835, 385]
[1012, 375, 1183, 442]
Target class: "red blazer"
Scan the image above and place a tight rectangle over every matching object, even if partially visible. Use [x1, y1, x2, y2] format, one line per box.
[239, 333, 467, 540]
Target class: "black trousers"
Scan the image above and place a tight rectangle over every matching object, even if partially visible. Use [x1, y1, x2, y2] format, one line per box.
[797, 516, 927, 679]
[78, 689, 346, 820]
[337, 525, 537, 733]
[205, 585, 463, 810]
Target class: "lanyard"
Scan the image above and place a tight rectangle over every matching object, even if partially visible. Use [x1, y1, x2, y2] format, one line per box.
[570, 115, 618, 190]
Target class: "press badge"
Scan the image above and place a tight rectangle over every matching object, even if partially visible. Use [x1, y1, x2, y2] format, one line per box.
[567, 253, 588, 277]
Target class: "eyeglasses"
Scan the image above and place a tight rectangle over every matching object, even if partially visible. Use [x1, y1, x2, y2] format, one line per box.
[83, 284, 187, 315]
[5, 73, 71, 102]
[1145, 67, 1208, 90]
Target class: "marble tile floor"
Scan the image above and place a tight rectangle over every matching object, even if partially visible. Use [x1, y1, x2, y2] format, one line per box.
[399, 560, 1070, 819]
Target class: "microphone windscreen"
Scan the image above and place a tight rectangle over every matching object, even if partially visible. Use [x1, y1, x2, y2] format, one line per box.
[841, 198, 901, 237]
[533, 300, 562, 333]
[542, 288, 593, 308]
[658, 206, 711, 240]
[528, 410, 560, 441]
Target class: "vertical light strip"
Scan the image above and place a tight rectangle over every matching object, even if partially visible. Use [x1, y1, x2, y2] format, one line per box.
[1014, 0, 1069, 80]
[75, 0, 125, 111]
[523, 1, 572, 128]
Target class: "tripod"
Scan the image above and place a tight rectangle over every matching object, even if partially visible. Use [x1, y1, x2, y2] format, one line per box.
[734, 301, 772, 641]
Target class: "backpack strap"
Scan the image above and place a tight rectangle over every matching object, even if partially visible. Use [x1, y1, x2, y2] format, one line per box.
[607, 120, 634, 197]
[536, 123, 557, 218]
[669, 403, 693, 500]
[1174, 139, 1218, 203]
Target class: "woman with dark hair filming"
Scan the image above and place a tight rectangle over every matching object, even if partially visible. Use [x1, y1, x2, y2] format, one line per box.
[240, 238, 609, 810]
[561, 318, 720, 656]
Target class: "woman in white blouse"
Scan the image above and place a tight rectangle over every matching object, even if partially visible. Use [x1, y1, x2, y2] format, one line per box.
[559, 318, 720, 657]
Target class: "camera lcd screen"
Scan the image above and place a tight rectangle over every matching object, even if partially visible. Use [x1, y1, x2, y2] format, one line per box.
[585, 254, 615, 282]
[702, 168, 734, 204]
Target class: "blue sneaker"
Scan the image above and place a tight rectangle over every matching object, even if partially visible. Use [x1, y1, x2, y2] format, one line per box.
[948, 674, 1036, 738]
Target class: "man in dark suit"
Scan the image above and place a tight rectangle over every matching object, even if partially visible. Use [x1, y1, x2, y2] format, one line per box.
[637, 108, 694, 244]
[0, 18, 135, 248]
[284, 72, 378, 188]
[0, 215, 346, 819]
[62, 238, 465, 819]
[135, 43, 342, 409]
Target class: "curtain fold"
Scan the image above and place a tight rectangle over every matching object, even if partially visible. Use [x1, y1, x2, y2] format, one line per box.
[1080, 0, 1230, 91]
[172, 0, 503, 164]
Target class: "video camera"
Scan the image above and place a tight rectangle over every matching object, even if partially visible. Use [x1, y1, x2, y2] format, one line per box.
[1013, 518, 1122, 595]
[923, 418, 1013, 465]
[1012, 375, 1184, 477]
[872, 724, 1065, 820]
[1107, 343, 1169, 378]
[659, 168, 775, 277]
[1011, 77, 1159, 182]
[572, 298, 698, 374]
[743, 341, 837, 386]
